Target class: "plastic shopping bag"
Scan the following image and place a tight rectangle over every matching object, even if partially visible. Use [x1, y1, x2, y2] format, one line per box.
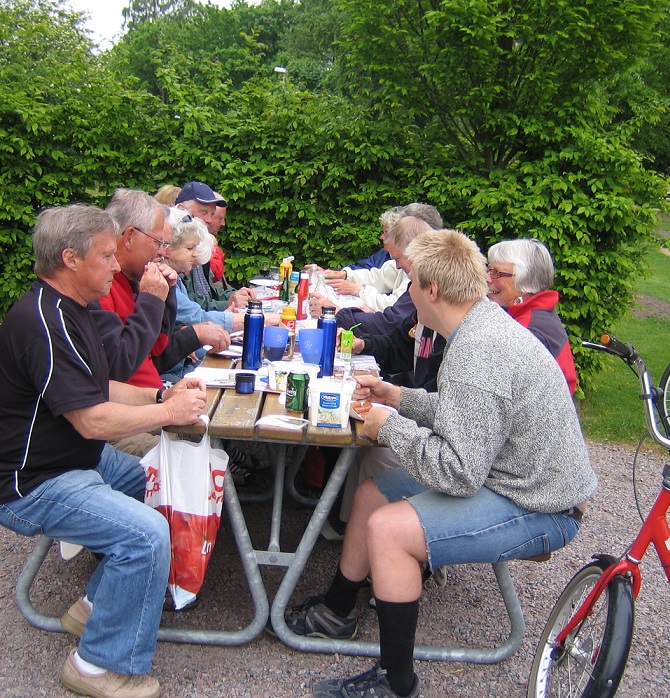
[141, 421, 228, 610]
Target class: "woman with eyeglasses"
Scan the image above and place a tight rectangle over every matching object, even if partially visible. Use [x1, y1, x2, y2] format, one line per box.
[486, 239, 577, 395]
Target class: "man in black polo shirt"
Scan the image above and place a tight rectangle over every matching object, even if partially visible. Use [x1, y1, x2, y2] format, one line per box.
[0, 204, 207, 698]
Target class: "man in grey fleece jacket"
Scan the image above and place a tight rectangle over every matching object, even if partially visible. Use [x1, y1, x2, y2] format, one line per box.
[290, 229, 598, 698]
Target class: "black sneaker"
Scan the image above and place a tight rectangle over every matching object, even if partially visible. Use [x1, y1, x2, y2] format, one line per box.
[285, 594, 358, 640]
[312, 662, 419, 697]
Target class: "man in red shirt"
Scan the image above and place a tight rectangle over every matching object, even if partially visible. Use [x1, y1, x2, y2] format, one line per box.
[207, 191, 227, 283]
[96, 189, 177, 391]
[92, 189, 227, 455]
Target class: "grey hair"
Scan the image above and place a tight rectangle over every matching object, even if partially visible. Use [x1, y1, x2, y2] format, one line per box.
[400, 203, 443, 230]
[385, 216, 433, 249]
[379, 206, 406, 231]
[406, 229, 488, 304]
[168, 208, 212, 264]
[487, 239, 554, 294]
[33, 204, 119, 277]
[106, 188, 162, 233]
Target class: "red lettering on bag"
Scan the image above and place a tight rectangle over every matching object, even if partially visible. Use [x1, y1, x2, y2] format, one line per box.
[156, 507, 221, 594]
[211, 468, 225, 493]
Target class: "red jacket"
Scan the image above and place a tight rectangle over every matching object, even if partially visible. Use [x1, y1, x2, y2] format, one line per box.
[209, 244, 225, 283]
[506, 290, 577, 395]
[98, 273, 169, 389]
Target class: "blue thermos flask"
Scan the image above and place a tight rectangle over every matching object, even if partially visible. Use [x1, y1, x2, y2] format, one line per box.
[318, 305, 337, 377]
[242, 300, 264, 370]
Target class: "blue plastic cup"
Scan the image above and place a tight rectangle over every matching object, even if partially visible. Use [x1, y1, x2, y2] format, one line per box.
[298, 328, 324, 365]
[263, 326, 289, 361]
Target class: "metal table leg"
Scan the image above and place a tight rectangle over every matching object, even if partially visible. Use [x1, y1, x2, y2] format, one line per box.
[269, 444, 526, 663]
[269, 447, 357, 641]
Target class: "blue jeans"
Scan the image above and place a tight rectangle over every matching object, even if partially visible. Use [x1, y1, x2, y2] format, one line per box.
[374, 468, 581, 570]
[0, 444, 170, 675]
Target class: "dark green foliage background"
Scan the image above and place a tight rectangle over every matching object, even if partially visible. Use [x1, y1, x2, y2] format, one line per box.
[1, 0, 669, 393]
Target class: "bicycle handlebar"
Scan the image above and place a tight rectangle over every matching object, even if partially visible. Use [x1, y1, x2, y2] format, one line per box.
[583, 334, 638, 362]
[583, 334, 670, 451]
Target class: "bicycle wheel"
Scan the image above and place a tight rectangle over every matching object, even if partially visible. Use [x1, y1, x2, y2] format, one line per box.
[528, 555, 634, 698]
[658, 362, 670, 436]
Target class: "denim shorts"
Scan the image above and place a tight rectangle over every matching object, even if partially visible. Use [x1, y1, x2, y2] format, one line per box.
[374, 468, 581, 571]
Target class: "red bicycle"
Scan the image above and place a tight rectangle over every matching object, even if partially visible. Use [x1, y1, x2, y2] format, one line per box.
[528, 334, 670, 698]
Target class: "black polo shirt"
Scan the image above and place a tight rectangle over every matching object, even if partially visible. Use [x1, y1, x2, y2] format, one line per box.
[0, 281, 109, 503]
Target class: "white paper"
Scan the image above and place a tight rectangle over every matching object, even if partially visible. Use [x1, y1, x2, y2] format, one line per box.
[255, 415, 309, 430]
[212, 345, 243, 358]
[350, 354, 379, 371]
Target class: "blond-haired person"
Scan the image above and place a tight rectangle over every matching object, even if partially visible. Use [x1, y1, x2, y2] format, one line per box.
[287, 229, 597, 698]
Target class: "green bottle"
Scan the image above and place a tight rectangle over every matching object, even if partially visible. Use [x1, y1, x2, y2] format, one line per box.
[280, 272, 291, 302]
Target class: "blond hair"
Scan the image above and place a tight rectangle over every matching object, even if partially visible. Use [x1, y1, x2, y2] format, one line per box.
[406, 229, 488, 304]
[154, 185, 181, 206]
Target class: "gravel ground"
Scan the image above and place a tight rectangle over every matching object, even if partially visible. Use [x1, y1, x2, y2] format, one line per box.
[0, 440, 668, 698]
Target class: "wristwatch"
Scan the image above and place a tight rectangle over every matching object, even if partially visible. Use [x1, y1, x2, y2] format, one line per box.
[156, 389, 164, 403]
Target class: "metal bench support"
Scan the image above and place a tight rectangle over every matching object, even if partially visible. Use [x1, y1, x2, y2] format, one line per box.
[15, 471, 270, 647]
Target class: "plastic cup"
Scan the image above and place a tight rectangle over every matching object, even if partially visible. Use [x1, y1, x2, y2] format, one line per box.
[298, 328, 324, 365]
[263, 326, 289, 361]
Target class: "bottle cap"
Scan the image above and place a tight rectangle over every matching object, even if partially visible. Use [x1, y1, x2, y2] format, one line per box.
[321, 306, 337, 316]
[281, 306, 296, 318]
[248, 299, 263, 311]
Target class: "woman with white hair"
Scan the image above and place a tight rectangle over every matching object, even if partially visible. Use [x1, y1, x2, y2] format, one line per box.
[160, 212, 262, 514]
[173, 209, 255, 311]
[486, 238, 577, 395]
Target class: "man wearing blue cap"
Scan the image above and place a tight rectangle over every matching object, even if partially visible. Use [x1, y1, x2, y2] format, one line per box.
[175, 181, 227, 224]
[175, 181, 255, 311]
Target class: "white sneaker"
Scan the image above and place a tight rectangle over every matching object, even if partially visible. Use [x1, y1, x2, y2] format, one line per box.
[60, 542, 84, 561]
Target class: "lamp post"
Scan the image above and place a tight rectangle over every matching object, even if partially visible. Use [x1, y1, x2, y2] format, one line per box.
[274, 66, 288, 86]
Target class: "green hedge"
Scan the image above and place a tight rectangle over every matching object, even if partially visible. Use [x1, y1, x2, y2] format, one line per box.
[0, 0, 667, 395]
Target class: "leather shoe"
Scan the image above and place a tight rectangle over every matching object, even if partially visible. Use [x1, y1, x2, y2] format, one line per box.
[61, 650, 160, 698]
[61, 598, 91, 638]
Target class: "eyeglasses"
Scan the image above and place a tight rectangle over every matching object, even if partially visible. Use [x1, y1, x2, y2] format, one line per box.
[180, 214, 193, 223]
[486, 265, 514, 279]
[134, 227, 171, 251]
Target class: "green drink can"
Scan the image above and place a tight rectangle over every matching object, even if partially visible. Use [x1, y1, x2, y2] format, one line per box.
[286, 370, 309, 412]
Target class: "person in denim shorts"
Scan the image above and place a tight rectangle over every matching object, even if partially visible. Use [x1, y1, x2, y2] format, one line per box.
[285, 229, 598, 698]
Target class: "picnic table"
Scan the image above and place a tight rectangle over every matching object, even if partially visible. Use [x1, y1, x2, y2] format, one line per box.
[157, 354, 374, 648]
[16, 354, 526, 663]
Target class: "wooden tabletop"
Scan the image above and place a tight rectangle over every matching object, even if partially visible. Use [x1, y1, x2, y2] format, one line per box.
[165, 355, 374, 447]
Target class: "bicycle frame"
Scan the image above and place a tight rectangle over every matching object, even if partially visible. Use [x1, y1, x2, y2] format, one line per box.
[554, 340, 670, 646]
[554, 480, 670, 645]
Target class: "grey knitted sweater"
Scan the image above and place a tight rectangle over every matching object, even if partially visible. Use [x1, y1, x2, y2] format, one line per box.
[377, 299, 597, 513]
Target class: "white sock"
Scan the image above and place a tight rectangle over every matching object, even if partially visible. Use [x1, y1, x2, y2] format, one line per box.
[82, 596, 93, 611]
[73, 651, 106, 676]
